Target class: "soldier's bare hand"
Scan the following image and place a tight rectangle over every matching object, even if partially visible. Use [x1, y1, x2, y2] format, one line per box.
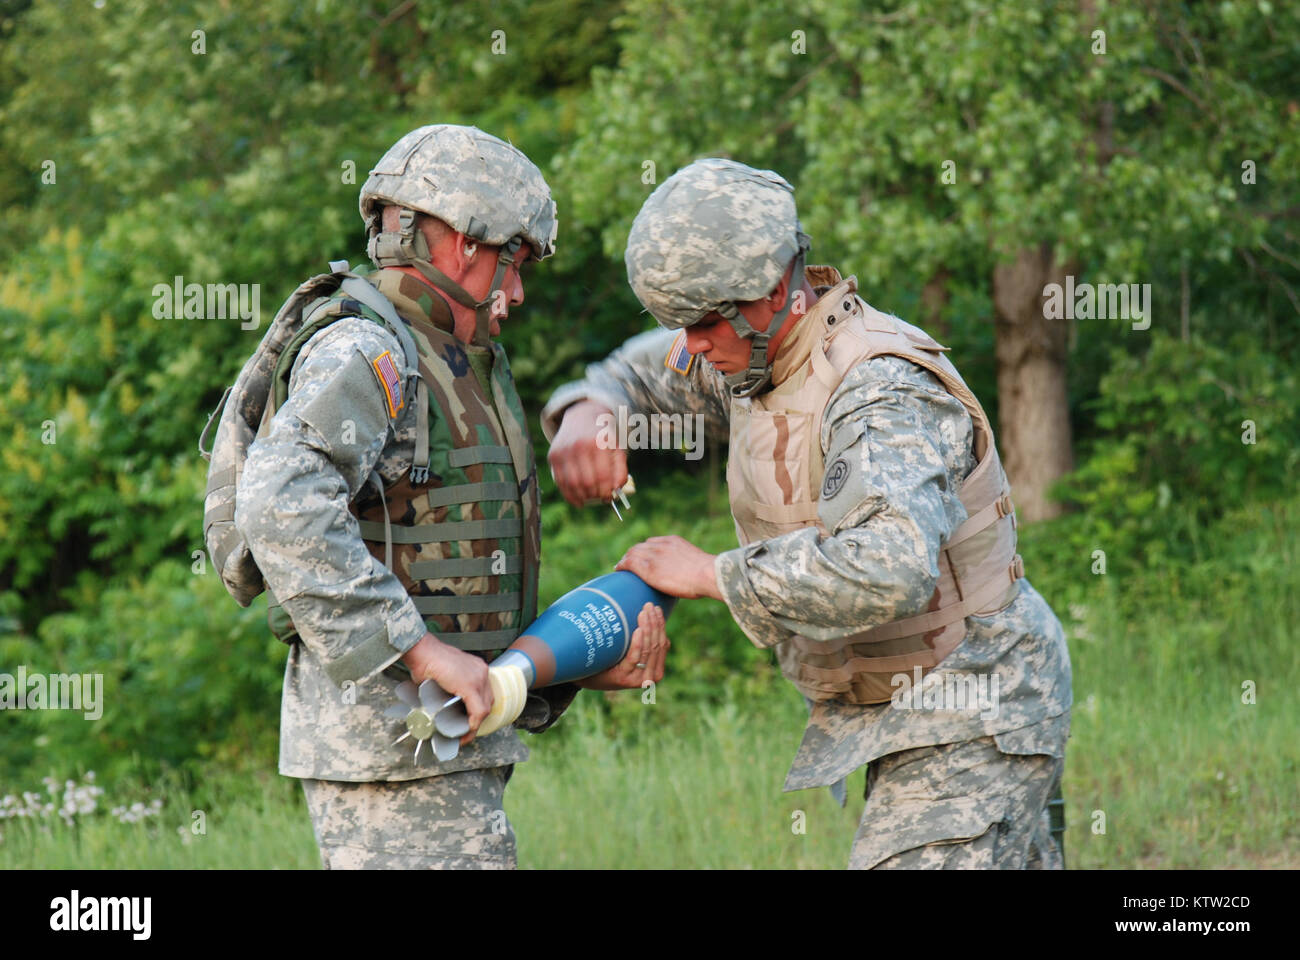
[402, 633, 495, 745]
[576, 603, 669, 690]
[616, 535, 721, 600]
[548, 400, 628, 508]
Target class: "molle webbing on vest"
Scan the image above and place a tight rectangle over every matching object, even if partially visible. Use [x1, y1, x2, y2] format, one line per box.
[408, 555, 522, 578]
[447, 445, 513, 467]
[425, 481, 519, 507]
[417, 629, 522, 652]
[357, 518, 522, 542]
[412, 593, 521, 615]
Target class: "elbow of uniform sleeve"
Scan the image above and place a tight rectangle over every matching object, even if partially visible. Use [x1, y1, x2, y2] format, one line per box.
[828, 520, 942, 625]
[714, 546, 797, 650]
[309, 599, 427, 689]
[276, 582, 428, 689]
[232, 459, 284, 565]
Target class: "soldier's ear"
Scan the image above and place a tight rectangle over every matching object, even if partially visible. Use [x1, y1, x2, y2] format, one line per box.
[766, 274, 790, 312]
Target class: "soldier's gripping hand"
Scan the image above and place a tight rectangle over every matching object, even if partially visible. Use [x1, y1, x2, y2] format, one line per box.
[617, 535, 722, 601]
[575, 603, 669, 690]
[401, 633, 495, 745]
[548, 399, 628, 508]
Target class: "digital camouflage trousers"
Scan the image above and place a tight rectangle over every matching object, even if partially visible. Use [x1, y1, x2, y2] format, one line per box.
[299, 765, 517, 870]
[850, 735, 1065, 870]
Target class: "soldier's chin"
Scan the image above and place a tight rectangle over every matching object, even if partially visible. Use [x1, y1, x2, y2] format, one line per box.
[490, 317, 502, 337]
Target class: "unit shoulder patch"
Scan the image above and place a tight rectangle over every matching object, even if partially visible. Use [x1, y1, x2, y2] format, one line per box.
[822, 457, 851, 499]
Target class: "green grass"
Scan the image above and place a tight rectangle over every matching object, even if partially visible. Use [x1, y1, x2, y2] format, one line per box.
[1044, 499, 1300, 869]
[508, 689, 865, 869]
[4, 495, 1297, 868]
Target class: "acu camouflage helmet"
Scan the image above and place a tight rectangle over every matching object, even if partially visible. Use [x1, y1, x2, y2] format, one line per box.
[624, 158, 811, 397]
[360, 124, 558, 346]
[360, 124, 557, 258]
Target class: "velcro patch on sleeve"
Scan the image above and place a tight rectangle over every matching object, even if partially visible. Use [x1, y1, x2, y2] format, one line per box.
[371, 350, 404, 419]
[664, 330, 694, 376]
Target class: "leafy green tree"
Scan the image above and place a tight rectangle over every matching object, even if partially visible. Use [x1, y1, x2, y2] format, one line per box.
[558, 0, 1300, 522]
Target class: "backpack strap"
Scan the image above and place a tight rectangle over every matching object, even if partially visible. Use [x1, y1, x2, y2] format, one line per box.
[329, 261, 418, 370]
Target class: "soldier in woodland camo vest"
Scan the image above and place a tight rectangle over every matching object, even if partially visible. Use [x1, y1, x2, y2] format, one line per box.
[544, 159, 1072, 869]
[234, 125, 667, 869]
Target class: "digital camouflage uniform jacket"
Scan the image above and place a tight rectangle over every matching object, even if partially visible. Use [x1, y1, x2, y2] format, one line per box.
[541, 274, 1072, 794]
[238, 268, 576, 782]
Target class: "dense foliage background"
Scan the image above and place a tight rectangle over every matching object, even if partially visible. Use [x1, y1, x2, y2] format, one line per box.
[1, 0, 1296, 866]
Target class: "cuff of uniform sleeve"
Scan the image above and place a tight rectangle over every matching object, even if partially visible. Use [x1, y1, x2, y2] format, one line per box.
[714, 545, 796, 651]
[321, 602, 426, 689]
[540, 383, 634, 442]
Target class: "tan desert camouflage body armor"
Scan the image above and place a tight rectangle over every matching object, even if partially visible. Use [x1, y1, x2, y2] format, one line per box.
[728, 267, 1023, 704]
[258, 270, 541, 655]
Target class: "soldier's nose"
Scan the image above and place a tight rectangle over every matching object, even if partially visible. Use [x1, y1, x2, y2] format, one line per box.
[684, 330, 710, 355]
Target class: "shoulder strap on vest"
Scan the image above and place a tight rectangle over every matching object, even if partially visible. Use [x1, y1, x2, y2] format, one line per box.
[329, 261, 419, 374]
[818, 304, 992, 461]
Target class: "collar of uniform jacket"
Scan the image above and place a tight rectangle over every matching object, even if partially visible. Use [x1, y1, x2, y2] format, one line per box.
[769, 265, 859, 387]
[369, 266, 458, 335]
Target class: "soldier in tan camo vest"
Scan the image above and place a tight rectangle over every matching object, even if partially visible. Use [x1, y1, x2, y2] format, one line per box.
[233, 125, 667, 869]
[543, 158, 1071, 869]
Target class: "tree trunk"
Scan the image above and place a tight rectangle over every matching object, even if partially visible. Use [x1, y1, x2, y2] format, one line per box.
[991, 243, 1074, 523]
[920, 267, 951, 342]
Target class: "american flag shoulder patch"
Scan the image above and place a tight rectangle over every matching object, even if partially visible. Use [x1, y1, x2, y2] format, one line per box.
[664, 330, 694, 376]
[371, 350, 404, 419]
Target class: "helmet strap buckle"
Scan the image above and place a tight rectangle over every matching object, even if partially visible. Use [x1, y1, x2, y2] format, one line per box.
[367, 207, 431, 267]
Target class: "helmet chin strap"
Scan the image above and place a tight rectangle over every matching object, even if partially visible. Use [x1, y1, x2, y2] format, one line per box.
[472, 236, 521, 348]
[368, 207, 521, 348]
[719, 247, 806, 398]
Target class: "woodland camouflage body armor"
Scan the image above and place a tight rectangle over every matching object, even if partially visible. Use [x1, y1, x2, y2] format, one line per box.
[257, 268, 541, 655]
